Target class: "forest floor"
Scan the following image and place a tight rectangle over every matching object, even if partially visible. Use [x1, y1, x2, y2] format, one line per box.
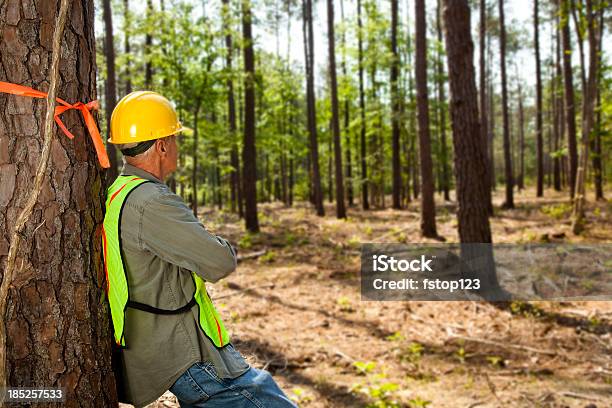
[142, 187, 611, 408]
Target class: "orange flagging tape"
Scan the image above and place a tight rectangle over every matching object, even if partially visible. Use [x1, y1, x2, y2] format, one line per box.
[0, 81, 110, 168]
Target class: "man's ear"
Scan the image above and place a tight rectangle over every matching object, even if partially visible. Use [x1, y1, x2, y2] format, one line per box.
[158, 139, 167, 154]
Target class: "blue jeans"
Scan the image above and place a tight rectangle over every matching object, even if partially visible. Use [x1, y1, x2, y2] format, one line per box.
[170, 362, 298, 408]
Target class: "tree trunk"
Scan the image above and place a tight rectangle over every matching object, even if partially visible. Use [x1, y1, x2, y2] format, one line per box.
[103, 0, 119, 181]
[559, 0, 578, 198]
[242, 0, 259, 232]
[534, 0, 544, 197]
[488, 82, 496, 191]
[328, 136, 333, 203]
[442, 0, 499, 288]
[517, 80, 525, 190]
[327, 0, 346, 219]
[498, 0, 514, 208]
[572, 0, 601, 234]
[570, 0, 588, 97]
[191, 107, 200, 216]
[223, 0, 242, 216]
[303, 0, 325, 216]
[123, 0, 132, 94]
[289, 149, 295, 206]
[437, 0, 450, 202]
[406, 4, 418, 202]
[553, 21, 562, 191]
[0, 0, 117, 404]
[340, 0, 353, 207]
[391, 0, 402, 209]
[144, 0, 154, 88]
[357, 0, 369, 210]
[415, 0, 438, 237]
[479, 0, 493, 212]
[592, 8, 604, 200]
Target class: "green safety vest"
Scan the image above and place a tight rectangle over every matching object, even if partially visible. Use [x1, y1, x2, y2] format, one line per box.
[102, 175, 229, 348]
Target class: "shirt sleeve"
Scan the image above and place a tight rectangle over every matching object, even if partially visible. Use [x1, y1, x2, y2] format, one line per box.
[138, 188, 237, 283]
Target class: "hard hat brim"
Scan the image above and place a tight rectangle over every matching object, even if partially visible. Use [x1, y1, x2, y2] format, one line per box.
[108, 126, 191, 144]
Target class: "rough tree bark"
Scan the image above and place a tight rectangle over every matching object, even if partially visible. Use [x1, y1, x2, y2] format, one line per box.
[242, 0, 259, 232]
[0, 0, 116, 405]
[415, 0, 438, 238]
[442, 0, 499, 289]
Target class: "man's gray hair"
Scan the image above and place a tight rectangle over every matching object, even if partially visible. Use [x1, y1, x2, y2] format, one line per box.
[118, 141, 157, 161]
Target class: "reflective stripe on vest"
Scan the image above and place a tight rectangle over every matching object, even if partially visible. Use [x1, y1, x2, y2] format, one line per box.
[102, 175, 230, 348]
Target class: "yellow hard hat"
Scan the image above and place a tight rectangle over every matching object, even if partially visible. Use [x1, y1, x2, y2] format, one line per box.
[109, 91, 187, 144]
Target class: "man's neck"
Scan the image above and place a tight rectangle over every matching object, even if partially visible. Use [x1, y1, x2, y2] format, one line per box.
[124, 162, 164, 182]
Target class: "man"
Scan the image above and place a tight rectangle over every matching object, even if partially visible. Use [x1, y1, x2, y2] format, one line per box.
[103, 91, 296, 408]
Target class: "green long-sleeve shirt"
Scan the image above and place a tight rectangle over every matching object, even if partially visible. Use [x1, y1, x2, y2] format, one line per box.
[116, 163, 249, 407]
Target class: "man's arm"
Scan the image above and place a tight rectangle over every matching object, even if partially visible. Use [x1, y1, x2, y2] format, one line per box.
[137, 189, 237, 282]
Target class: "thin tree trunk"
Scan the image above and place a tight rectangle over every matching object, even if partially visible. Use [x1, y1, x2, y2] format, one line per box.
[328, 135, 333, 202]
[554, 21, 562, 191]
[303, 0, 325, 215]
[326, 0, 346, 220]
[437, 0, 450, 202]
[124, 0, 132, 94]
[145, 0, 153, 88]
[498, 0, 514, 208]
[592, 8, 604, 200]
[191, 107, 200, 216]
[406, 0, 415, 202]
[572, 0, 601, 233]
[517, 80, 525, 190]
[357, 0, 369, 210]
[289, 150, 295, 206]
[560, 0, 578, 198]
[480, 0, 493, 210]
[242, 0, 259, 232]
[415, 0, 438, 237]
[0, 0, 117, 403]
[391, 0, 402, 209]
[570, 0, 588, 96]
[103, 0, 119, 181]
[534, 0, 544, 196]
[488, 82, 496, 190]
[340, 0, 353, 207]
[223, 0, 241, 216]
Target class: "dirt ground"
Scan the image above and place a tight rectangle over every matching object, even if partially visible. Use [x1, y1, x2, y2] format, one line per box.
[141, 187, 611, 408]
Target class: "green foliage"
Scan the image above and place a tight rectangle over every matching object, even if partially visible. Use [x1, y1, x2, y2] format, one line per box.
[403, 342, 424, 363]
[259, 250, 276, 263]
[238, 232, 255, 249]
[353, 361, 377, 375]
[540, 203, 572, 220]
[408, 396, 432, 408]
[336, 296, 354, 312]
